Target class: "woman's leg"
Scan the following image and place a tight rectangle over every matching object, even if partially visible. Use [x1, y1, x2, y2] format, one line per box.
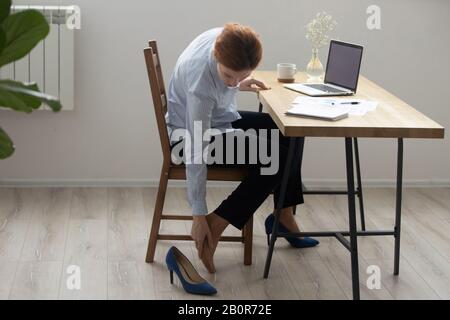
[213, 112, 300, 230]
[200, 131, 287, 272]
[200, 111, 306, 271]
[234, 112, 305, 232]
[271, 137, 305, 233]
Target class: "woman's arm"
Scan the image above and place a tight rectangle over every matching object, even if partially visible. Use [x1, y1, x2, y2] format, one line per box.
[184, 91, 215, 257]
[185, 91, 215, 216]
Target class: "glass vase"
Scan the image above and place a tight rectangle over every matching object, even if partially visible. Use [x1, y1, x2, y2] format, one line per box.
[306, 48, 324, 82]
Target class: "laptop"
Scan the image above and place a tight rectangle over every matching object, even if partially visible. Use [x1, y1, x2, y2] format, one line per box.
[284, 40, 364, 97]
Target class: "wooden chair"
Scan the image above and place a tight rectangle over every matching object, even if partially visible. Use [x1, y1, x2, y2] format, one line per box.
[143, 41, 253, 265]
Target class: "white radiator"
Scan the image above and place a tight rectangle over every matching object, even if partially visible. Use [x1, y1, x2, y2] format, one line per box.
[0, 5, 75, 111]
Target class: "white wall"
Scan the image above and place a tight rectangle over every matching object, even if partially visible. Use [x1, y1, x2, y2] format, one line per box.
[0, 0, 448, 186]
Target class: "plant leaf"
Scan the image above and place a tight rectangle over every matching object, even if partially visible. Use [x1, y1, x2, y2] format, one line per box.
[0, 0, 11, 24]
[0, 10, 49, 68]
[0, 80, 41, 112]
[0, 126, 14, 160]
[0, 80, 62, 113]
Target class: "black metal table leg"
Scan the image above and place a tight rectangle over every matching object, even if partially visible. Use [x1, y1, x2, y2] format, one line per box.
[345, 138, 360, 300]
[354, 138, 366, 231]
[394, 138, 404, 275]
[264, 137, 298, 279]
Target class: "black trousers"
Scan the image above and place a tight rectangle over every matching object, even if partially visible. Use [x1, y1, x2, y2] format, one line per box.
[173, 111, 305, 230]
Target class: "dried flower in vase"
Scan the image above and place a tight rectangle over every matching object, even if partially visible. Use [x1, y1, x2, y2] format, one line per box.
[305, 12, 338, 50]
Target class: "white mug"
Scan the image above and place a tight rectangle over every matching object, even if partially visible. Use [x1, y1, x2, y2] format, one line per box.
[277, 63, 297, 82]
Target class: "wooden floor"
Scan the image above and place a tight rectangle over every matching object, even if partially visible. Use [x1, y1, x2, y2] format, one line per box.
[0, 186, 449, 300]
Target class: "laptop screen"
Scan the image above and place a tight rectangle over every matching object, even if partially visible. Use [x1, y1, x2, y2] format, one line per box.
[324, 41, 363, 92]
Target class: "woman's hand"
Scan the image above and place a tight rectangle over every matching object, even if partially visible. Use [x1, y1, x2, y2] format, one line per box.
[239, 78, 271, 92]
[191, 216, 214, 258]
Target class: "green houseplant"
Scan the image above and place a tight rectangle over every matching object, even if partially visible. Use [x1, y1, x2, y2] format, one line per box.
[0, 0, 62, 160]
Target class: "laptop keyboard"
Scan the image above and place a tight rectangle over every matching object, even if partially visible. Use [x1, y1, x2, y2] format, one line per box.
[305, 84, 347, 93]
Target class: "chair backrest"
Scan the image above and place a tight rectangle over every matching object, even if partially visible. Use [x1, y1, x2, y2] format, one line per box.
[144, 41, 171, 164]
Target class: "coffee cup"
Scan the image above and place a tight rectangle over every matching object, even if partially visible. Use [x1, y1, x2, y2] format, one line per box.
[277, 63, 297, 83]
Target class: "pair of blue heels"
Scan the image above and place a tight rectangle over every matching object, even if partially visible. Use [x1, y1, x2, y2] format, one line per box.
[166, 214, 319, 296]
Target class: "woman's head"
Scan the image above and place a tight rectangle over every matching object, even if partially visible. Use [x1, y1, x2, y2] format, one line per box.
[214, 23, 263, 87]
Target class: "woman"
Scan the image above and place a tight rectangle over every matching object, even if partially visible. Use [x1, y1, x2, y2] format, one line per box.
[166, 23, 319, 273]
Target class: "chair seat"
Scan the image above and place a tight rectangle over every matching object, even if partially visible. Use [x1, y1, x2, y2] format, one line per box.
[169, 164, 250, 181]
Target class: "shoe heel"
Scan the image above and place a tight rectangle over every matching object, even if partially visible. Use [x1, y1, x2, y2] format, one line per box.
[169, 270, 174, 285]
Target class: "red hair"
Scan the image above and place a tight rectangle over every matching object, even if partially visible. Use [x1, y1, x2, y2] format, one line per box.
[214, 23, 263, 71]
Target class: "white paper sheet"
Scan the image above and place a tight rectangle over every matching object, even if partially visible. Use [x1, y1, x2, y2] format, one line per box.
[291, 97, 378, 116]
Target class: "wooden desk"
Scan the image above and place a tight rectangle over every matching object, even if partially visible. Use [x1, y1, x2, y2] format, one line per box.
[254, 71, 445, 300]
[256, 71, 444, 138]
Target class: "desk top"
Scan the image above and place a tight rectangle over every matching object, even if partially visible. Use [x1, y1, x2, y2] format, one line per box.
[254, 71, 445, 139]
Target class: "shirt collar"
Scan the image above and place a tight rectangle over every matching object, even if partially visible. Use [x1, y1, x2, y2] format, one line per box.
[208, 46, 225, 91]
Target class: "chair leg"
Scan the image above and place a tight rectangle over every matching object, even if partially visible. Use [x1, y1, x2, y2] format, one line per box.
[145, 168, 169, 263]
[243, 217, 253, 266]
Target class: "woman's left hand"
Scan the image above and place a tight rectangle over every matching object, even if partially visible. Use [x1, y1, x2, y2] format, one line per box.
[239, 78, 271, 92]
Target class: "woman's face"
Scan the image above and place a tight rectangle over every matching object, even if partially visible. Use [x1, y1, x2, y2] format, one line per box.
[217, 63, 252, 88]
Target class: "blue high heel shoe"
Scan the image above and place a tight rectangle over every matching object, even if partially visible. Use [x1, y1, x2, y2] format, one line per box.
[265, 214, 319, 248]
[166, 246, 217, 296]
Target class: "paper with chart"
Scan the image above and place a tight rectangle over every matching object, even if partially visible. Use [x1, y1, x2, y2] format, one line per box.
[291, 97, 378, 116]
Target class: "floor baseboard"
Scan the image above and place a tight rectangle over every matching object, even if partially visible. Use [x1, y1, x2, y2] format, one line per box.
[0, 178, 449, 188]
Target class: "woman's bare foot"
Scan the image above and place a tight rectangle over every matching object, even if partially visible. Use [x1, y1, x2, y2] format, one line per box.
[199, 242, 216, 274]
[199, 212, 229, 273]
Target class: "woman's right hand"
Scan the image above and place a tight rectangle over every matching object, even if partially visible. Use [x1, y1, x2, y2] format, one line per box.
[191, 216, 214, 258]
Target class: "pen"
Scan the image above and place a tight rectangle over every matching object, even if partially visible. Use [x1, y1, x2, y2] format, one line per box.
[330, 101, 360, 105]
